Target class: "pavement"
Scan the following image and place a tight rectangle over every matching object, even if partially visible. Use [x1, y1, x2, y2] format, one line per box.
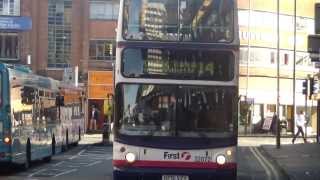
[260, 141, 320, 180]
[80, 133, 104, 145]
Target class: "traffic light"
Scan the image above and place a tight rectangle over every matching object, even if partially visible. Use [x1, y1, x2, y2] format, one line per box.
[309, 77, 319, 98]
[302, 79, 308, 95]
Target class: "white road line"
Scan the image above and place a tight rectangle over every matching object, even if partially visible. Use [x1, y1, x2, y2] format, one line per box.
[64, 162, 90, 165]
[53, 169, 78, 177]
[105, 156, 113, 160]
[253, 147, 280, 180]
[52, 161, 65, 167]
[28, 168, 48, 178]
[301, 154, 310, 158]
[85, 161, 102, 167]
[249, 147, 272, 180]
[69, 149, 86, 160]
[79, 154, 108, 158]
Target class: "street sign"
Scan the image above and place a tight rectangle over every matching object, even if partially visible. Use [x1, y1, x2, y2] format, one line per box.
[262, 116, 273, 131]
[0, 16, 32, 31]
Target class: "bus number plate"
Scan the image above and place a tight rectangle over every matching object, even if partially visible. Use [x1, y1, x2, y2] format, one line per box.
[162, 175, 189, 180]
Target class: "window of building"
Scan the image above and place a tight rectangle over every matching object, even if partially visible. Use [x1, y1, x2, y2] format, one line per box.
[240, 47, 248, 64]
[0, 0, 20, 16]
[89, 40, 115, 61]
[89, 0, 119, 20]
[270, 51, 275, 64]
[284, 53, 289, 65]
[0, 33, 19, 60]
[48, 0, 72, 68]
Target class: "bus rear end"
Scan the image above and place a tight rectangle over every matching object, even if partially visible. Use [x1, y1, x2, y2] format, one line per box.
[0, 126, 12, 163]
[0, 64, 12, 163]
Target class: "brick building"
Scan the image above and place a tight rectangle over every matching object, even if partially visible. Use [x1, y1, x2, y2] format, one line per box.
[1, 0, 119, 132]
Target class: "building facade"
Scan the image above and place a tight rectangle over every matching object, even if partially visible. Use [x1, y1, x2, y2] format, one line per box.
[18, 0, 119, 132]
[0, 0, 31, 62]
[5, 0, 319, 135]
[238, 0, 319, 136]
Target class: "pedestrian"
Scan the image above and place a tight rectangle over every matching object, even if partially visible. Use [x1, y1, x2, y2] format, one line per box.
[292, 110, 307, 144]
[90, 105, 99, 131]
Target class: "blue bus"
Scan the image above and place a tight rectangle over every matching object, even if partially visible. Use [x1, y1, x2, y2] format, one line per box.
[0, 63, 84, 168]
[113, 0, 239, 179]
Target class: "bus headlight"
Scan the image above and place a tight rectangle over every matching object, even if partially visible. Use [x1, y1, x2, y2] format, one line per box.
[216, 155, 226, 165]
[226, 150, 232, 156]
[4, 137, 11, 144]
[125, 152, 136, 163]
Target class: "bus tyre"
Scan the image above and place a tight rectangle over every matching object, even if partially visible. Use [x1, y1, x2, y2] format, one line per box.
[78, 127, 81, 141]
[43, 156, 52, 163]
[62, 130, 69, 152]
[52, 136, 56, 155]
[66, 130, 69, 148]
[24, 139, 31, 170]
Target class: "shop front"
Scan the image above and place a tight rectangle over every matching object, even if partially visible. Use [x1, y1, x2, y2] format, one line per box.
[87, 71, 113, 132]
[239, 76, 318, 136]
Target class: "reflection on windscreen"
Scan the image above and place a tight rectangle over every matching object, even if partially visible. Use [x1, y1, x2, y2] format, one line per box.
[123, 0, 234, 42]
[122, 48, 234, 81]
[118, 84, 236, 138]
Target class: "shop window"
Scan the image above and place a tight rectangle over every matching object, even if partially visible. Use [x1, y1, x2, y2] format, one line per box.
[284, 53, 289, 65]
[270, 52, 275, 64]
[89, 40, 115, 61]
[266, 104, 276, 115]
[48, 0, 72, 68]
[0, 34, 19, 60]
[0, 0, 20, 16]
[90, 0, 119, 20]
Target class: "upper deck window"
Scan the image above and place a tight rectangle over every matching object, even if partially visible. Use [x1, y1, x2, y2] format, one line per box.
[122, 48, 234, 81]
[123, 0, 234, 42]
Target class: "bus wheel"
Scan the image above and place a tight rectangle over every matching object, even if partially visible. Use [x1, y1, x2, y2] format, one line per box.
[52, 136, 56, 155]
[66, 130, 69, 148]
[78, 127, 81, 141]
[62, 130, 69, 152]
[24, 139, 31, 170]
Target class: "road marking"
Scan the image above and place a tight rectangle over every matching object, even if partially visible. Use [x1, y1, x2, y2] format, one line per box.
[69, 149, 86, 160]
[52, 161, 65, 167]
[301, 154, 310, 158]
[276, 155, 289, 158]
[85, 160, 102, 167]
[28, 168, 48, 178]
[105, 156, 113, 160]
[53, 169, 77, 177]
[249, 147, 272, 180]
[252, 147, 281, 180]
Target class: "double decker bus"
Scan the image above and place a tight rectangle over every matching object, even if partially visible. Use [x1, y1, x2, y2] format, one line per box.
[0, 63, 84, 168]
[113, 0, 239, 179]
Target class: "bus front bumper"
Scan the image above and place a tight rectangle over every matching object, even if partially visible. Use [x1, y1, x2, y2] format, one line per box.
[113, 167, 237, 180]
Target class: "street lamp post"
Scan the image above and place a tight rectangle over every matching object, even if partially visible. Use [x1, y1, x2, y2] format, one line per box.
[276, 0, 281, 149]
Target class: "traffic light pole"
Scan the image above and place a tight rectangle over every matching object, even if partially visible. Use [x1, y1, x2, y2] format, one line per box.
[305, 87, 308, 140]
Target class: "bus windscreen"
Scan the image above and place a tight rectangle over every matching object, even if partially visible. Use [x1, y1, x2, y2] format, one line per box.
[117, 84, 236, 138]
[122, 48, 234, 81]
[123, 0, 234, 42]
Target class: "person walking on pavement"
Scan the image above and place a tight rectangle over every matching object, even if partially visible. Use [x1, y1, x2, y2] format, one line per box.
[90, 105, 99, 131]
[292, 110, 307, 144]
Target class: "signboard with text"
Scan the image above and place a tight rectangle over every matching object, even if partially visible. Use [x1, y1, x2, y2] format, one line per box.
[0, 16, 32, 31]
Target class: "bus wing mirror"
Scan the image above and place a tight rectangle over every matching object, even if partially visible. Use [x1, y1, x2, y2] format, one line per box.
[56, 95, 65, 106]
